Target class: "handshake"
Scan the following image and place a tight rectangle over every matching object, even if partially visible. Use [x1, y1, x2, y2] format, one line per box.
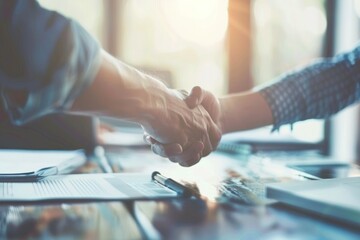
[142, 86, 223, 167]
[73, 53, 224, 167]
[73, 53, 270, 166]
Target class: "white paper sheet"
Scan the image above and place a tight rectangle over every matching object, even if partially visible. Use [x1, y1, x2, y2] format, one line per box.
[0, 173, 178, 201]
[0, 149, 86, 175]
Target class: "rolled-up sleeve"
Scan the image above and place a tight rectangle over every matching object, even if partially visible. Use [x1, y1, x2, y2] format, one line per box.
[0, 0, 101, 125]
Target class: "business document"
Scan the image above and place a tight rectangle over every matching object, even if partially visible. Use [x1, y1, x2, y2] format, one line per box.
[0, 173, 178, 202]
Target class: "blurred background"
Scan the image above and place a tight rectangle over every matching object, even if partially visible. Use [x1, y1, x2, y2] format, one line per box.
[38, 0, 360, 163]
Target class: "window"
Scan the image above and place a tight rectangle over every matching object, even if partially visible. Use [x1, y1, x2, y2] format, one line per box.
[39, 0, 229, 95]
[38, 0, 105, 43]
[117, 0, 229, 95]
[251, 0, 327, 143]
[252, 0, 327, 86]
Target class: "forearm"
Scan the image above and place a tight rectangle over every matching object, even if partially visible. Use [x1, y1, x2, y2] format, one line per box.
[259, 45, 360, 130]
[71, 51, 170, 126]
[71, 51, 216, 148]
[219, 91, 273, 133]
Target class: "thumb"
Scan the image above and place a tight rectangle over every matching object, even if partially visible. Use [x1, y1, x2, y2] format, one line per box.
[197, 88, 220, 122]
[184, 86, 203, 109]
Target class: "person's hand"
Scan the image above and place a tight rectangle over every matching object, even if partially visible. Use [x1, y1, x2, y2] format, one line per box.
[73, 51, 220, 167]
[141, 87, 221, 166]
[144, 133, 206, 166]
[185, 86, 221, 126]
[145, 86, 222, 166]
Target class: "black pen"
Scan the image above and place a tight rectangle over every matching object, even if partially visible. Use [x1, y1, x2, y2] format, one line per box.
[152, 171, 192, 197]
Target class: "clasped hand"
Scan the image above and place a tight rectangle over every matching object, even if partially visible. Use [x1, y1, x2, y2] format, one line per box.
[143, 86, 222, 167]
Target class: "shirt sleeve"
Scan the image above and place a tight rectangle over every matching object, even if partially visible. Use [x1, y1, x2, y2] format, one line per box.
[0, 0, 101, 125]
[259, 44, 360, 131]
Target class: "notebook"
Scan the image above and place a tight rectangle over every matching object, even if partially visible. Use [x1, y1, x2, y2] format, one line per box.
[0, 173, 179, 202]
[266, 177, 360, 226]
[0, 149, 86, 181]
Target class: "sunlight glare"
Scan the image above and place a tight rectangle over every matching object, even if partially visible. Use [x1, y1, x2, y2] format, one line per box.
[159, 0, 228, 46]
[355, 0, 360, 18]
[253, 0, 272, 28]
[300, 6, 327, 36]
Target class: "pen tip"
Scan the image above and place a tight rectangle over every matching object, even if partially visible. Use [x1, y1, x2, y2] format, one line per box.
[151, 171, 160, 179]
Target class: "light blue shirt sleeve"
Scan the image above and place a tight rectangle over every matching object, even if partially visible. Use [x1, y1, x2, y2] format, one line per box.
[0, 0, 101, 125]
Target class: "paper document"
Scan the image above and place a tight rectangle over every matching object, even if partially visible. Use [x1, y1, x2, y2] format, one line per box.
[0, 149, 86, 180]
[0, 173, 178, 202]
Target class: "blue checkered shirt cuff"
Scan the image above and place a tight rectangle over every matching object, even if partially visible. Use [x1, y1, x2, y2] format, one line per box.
[259, 45, 360, 131]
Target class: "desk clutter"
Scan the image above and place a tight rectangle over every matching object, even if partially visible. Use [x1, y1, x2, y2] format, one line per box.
[1, 144, 359, 239]
[105, 147, 314, 205]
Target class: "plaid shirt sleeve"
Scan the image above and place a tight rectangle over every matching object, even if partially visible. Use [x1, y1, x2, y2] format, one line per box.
[259, 44, 360, 131]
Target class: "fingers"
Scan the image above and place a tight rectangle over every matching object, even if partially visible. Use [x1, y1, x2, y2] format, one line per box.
[144, 131, 203, 166]
[200, 126, 221, 157]
[151, 142, 183, 158]
[146, 126, 218, 166]
[200, 128, 214, 157]
[170, 141, 204, 167]
[143, 133, 155, 145]
[149, 140, 205, 167]
[143, 84, 222, 166]
[144, 115, 220, 163]
[208, 122, 222, 151]
[185, 86, 203, 109]
[144, 133, 184, 158]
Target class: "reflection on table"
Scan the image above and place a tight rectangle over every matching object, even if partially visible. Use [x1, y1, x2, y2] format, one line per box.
[0, 146, 359, 239]
[0, 202, 141, 239]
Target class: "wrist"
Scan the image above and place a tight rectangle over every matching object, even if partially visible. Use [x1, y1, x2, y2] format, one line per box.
[141, 89, 192, 146]
[218, 97, 229, 134]
[138, 88, 181, 133]
[110, 58, 171, 126]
